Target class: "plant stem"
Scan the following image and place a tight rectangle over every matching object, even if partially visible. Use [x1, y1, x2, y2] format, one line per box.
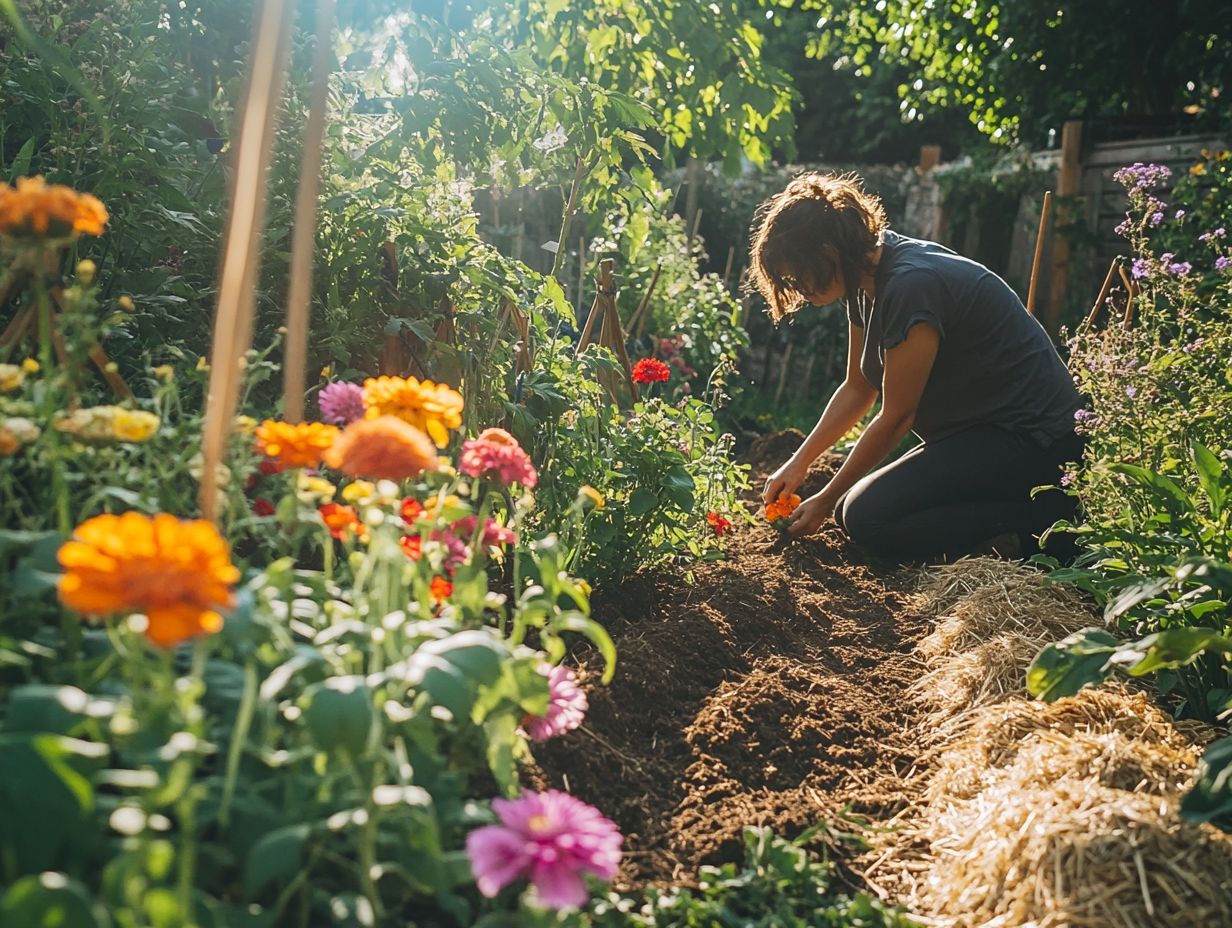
[218, 658, 258, 828]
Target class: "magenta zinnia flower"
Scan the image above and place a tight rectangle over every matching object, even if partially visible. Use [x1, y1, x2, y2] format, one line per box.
[317, 381, 366, 425]
[460, 428, 538, 488]
[453, 515, 517, 549]
[525, 664, 587, 742]
[466, 789, 621, 909]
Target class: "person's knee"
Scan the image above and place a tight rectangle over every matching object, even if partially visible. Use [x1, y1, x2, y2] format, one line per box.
[836, 486, 897, 553]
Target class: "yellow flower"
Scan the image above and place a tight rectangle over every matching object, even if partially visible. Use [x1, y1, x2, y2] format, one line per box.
[361, 375, 463, 448]
[118, 295, 135, 312]
[1219, 150, 1231, 161]
[195, 355, 210, 372]
[1191, 162, 1208, 177]
[112, 409, 160, 443]
[0, 364, 25, 392]
[21, 358, 39, 374]
[577, 579, 592, 597]
[54, 406, 118, 442]
[341, 480, 376, 503]
[297, 473, 337, 501]
[58, 512, 238, 648]
[153, 365, 175, 383]
[76, 259, 97, 286]
[0, 176, 108, 239]
[233, 414, 256, 434]
[579, 485, 605, 509]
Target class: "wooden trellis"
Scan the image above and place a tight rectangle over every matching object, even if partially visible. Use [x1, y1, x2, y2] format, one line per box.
[576, 257, 638, 404]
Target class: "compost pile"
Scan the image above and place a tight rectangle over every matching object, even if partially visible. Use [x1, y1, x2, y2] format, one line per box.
[531, 431, 930, 886]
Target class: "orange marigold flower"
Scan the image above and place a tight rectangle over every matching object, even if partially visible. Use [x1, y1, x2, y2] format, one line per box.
[0, 176, 108, 239]
[764, 493, 801, 522]
[707, 511, 732, 536]
[323, 415, 438, 481]
[255, 420, 339, 471]
[430, 575, 453, 603]
[319, 502, 361, 540]
[361, 375, 463, 448]
[57, 512, 238, 648]
[401, 497, 424, 523]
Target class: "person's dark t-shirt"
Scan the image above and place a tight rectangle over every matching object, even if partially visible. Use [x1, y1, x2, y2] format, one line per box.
[846, 230, 1082, 445]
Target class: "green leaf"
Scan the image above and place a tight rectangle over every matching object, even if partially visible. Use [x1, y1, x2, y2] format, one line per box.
[1026, 628, 1120, 701]
[550, 613, 618, 684]
[1180, 736, 1232, 831]
[660, 465, 696, 511]
[629, 488, 660, 516]
[1190, 440, 1225, 519]
[244, 824, 310, 897]
[300, 678, 373, 755]
[7, 136, 35, 182]
[1121, 628, 1232, 676]
[5, 685, 89, 734]
[0, 874, 102, 928]
[1109, 462, 1194, 513]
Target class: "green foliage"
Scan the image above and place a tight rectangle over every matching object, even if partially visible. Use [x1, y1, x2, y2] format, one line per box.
[587, 826, 919, 927]
[1182, 736, 1232, 831]
[785, 0, 1231, 145]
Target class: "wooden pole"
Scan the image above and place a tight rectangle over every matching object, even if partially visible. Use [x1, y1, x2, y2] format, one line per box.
[722, 245, 735, 285]
[688, 207, 703, 245]
[1079, 258, 1122, 334]
[599, 284, 638, 404]
[627, 264, 663, 338]
[575, 258, 612, 356]
[199, 0, 293, 521]
[1025, 190, 1052, 315]
[1043, 120, 1083, 335]
[918, 144, 942, 173]
[773, 341, 794, 405]
[575, 236, 587, 317]
[1118, 265, 1137, 329]
[282, 0, 335, 423]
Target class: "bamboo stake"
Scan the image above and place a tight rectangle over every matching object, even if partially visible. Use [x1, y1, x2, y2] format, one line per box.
[575, 258, 611, 357]
[575, 235, 587, 317]
[199, 0, 293, 521]
[722, 245, 735, 285]
[688, 206, 703, 244]
[1079, 257, 1122, 334]
[282, 0, 335, 423]
[773, 341, 794, 405]
[626, 263, 662, 336]
[599, 279, 638, 403]
[1026, 191, 1052, 315]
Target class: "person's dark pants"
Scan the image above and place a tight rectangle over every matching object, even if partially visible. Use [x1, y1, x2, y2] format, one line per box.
[834, 425, 1085, 561]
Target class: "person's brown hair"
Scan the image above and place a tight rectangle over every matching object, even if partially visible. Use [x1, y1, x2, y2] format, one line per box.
[746, 172, 888, 322]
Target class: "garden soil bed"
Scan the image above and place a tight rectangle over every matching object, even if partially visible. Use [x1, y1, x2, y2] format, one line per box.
[529, 430, 931, 888]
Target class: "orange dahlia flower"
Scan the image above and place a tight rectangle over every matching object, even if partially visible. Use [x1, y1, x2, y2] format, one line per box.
[764, 493, 801, 523]
[0, 176, 108, 239]
[323, 415, 438, 481]
[58, 512, 239, 648]
[255, 420, 339, 471]
[361, 375, 463, 448]
[319, 502, 361, 540]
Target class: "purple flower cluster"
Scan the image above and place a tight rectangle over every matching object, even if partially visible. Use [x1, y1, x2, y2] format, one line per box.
[1073, 408, 1101, 434]
[1113, 162, 1171, 190]
[1131, 258, 1152, 280]
[1183, 338, 1205, 354]
[1217, 256, 1232, 272]
[1199, 228, 1227, 242]
[317, 381, 366, 425]
[1168, 261, 1193, 276]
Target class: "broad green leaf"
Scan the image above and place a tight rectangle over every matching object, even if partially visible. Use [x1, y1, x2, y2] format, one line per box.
[0, 874, 102, 928]
[1120, 628, 1232, 676]
[629, 488, 660, 516]
[1180, 736, 1232, 831]
[7, 136, 35, 182]
[1026, 628, 1120, 701]
[244, 824, 310, 897]
[300, 678, 373, 755]
[550, 613, 618, 684]
[1109, 463, 1194, 513]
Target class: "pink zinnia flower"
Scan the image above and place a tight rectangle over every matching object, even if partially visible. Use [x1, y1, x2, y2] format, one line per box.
[453, 515, 518, 549]
[460, 428, 538, 488]
[317, 381, 366, 425]
[466, 789, 621, 909]
[525, 664, 587, 742]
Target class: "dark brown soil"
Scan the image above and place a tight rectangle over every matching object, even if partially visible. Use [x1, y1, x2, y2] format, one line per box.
[529, 431, 929, 888]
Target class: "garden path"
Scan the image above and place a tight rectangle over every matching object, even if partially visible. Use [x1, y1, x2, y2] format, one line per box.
[531, 432, 930, 887]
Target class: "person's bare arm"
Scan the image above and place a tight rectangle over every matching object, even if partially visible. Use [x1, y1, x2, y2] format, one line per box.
[788, 322, 940, 536]
[762, 323, 878, 505]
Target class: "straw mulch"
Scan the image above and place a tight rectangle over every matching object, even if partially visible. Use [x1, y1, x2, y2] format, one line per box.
[865, 559, 1232, 928]
[908, 558, 1097, 726]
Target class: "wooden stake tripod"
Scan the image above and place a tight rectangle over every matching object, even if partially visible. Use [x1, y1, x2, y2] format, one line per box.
[575, 258, 638, 404]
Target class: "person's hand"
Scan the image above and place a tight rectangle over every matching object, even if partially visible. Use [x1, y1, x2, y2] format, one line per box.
[762, 456, 808, 507]
[788, 489, 838, 538]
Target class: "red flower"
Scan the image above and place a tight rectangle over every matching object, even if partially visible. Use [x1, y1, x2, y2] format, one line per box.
[401, 498, 424, 523]
[631, 358, 670, 384]
[706, 511, 731, 536]
[258, 460, 280, 477]
[400, 535, 422, 560]
[252, 498, 276, 517]
[430, 575, 453, 602]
